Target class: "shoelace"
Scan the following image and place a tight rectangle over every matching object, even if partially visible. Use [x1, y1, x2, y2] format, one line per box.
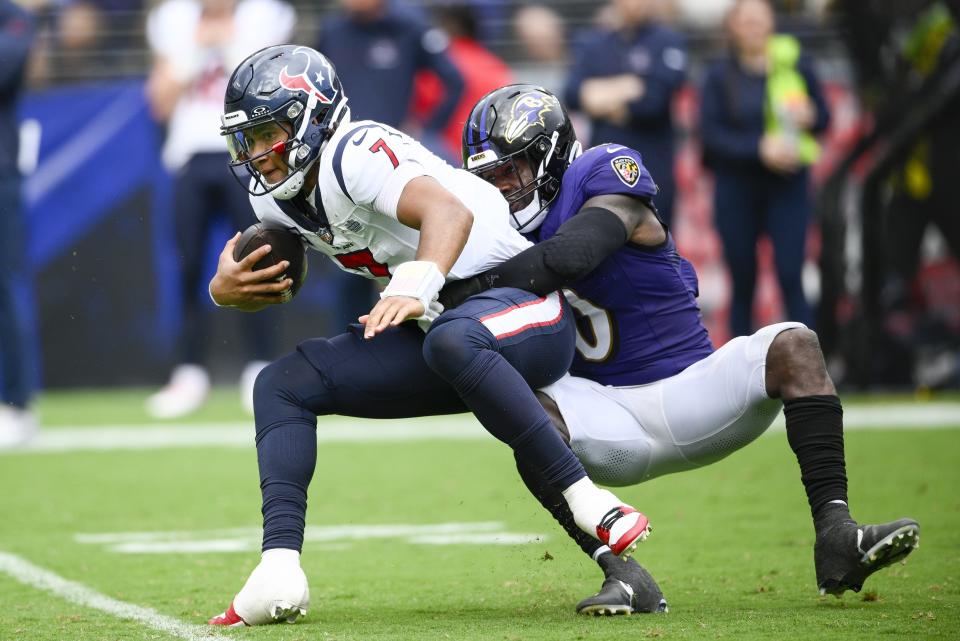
[598, 507, 627, 533]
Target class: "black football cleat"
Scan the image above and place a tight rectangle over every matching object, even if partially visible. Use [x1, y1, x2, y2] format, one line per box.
[576, 553, 668, 616]
[815, 516, 920, 597]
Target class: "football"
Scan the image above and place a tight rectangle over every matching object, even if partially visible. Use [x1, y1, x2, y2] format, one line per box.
[233, 223, 308, 300]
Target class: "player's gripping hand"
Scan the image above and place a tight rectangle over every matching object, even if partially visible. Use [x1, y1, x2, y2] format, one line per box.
[359, 296, 425, 339]
[209, 232, 294, 312]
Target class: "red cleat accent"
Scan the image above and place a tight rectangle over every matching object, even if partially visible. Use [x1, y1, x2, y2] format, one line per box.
[208, 602, 248, 626]
[597, 506, 651, 557]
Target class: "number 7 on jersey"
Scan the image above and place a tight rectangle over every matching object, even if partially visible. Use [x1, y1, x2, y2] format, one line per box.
[369, 139, 398, 168]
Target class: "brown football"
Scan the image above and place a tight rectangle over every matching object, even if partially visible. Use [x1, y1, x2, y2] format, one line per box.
[233, 223, 308, 300]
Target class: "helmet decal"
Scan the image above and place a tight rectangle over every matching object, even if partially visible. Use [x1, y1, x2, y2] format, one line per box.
[468, 93, 493, 151]
[465, 148, 498, 170]
[278, 47, 336, 105]
[504, 92, 556, 144]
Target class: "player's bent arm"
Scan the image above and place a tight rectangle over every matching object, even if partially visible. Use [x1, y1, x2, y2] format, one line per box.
[208, 233, 294, 312]
[439, 194, 653, 308]
[361, 176, 474, 337]
[395, 175, 474, 274]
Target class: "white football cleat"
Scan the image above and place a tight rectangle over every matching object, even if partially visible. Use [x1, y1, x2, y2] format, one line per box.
[240, 360, 269, 416]
[146, 364, 210, 419]
[596, 506, 651, 558]
[0, 405, 37, 450]
[563, 478, 651, 559]
[209, 549, 309, 626]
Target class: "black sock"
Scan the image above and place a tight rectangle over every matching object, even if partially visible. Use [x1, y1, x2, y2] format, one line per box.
[783, 395, 851, 526]
[514, 453, 604, 559]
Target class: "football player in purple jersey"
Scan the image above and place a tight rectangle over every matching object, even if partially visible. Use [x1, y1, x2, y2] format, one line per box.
[444, 85, 919, 615]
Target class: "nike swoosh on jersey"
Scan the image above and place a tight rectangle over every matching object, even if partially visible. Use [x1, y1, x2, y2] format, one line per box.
[351, 130, 368, 145]
[606, 146, 626, 153]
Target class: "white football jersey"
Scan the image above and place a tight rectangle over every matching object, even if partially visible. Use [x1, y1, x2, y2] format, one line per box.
[250, 120, 532, 284]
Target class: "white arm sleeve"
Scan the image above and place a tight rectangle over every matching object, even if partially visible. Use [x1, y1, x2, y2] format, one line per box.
[373, 160, 427, 219]
[337, 127, 425, 218]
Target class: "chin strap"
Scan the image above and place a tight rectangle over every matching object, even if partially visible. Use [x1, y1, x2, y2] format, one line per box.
[272, 100, 352, 201]
[511, 193, 547, 233]
[381, 261, 446, 322]
[271, 170, 306, 200]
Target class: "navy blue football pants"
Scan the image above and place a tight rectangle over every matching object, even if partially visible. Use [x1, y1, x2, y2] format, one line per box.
[253, 288, 583, 551]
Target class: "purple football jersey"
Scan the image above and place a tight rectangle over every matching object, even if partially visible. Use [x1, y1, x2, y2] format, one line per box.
[535, 144, 714, 386]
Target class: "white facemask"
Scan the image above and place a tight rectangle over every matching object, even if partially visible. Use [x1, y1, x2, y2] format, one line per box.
[510, 192, 549, 233]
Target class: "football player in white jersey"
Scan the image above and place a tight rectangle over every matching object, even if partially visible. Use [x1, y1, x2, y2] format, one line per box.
[205, 45, 650, 626]
[440, 85, 920, 615]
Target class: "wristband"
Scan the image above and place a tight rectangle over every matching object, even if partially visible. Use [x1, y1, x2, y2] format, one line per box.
[381, 261, 446, 319]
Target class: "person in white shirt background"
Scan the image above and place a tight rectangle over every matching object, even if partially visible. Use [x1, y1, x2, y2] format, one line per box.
[144, 0, 295, 418]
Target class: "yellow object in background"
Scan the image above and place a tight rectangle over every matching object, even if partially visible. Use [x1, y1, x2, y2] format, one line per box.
[765, 34, 820, 165]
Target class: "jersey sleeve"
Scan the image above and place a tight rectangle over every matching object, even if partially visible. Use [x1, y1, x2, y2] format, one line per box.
[330, 124, 428, 218]
[582, 145, 659, 204]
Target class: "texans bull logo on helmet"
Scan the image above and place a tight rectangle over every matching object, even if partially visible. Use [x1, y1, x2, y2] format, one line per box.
[278, 47, 337, 105]
[503, 92, 558, 144]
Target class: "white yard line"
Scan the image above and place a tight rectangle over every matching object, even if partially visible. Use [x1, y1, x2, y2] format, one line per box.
[73, 522, 548, 555]
[7, 403, 960, 454]
[20, 417, 490, 453]
[0, 550, 227, 641]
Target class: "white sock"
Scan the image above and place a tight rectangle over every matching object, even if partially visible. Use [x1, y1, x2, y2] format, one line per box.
[561, 477, 622, 536]
[591, 545, 612, 562]
[261, 548, 301, 566]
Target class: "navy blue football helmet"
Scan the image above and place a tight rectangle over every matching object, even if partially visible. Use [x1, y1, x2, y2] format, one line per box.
[462, 84, 580, 232]
[221, 45, 350, 199]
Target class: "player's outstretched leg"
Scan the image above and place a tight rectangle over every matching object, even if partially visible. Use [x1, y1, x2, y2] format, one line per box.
[210, 352, 322, 625]
[423, 298, 650, 558]
[766, 326, 920, 595]
[210, 326, 466, 625]
[515, 448, 666, 614]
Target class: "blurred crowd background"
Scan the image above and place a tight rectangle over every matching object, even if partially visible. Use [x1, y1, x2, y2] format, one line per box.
[2, 0, 959, 419]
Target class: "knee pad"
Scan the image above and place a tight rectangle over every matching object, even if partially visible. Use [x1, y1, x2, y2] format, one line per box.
[422, 318, 493, 379]
[253, 351, 329, 438]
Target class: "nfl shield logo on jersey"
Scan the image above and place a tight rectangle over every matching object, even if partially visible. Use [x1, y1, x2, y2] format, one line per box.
[611, 156, 641, 188]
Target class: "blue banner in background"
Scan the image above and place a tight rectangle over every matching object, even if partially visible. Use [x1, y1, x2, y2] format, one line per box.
[22, 81, 166, 269]
[20, 81, 182, 387]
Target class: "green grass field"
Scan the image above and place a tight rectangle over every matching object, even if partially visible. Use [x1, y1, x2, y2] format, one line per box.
[1, 390, 958, 640]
